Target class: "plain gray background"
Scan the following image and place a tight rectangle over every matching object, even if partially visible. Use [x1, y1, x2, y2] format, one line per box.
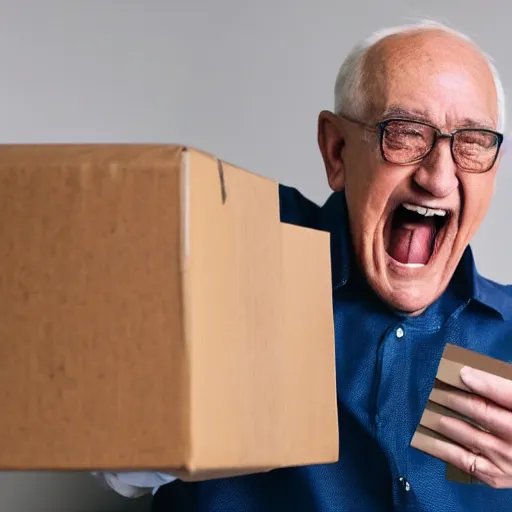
[1, 1, 510, 510]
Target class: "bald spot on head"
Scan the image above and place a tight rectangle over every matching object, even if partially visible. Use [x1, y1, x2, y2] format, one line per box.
[360, 29, 499, 131]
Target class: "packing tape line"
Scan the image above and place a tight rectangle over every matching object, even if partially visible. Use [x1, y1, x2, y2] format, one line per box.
[217, 158, 227, 204]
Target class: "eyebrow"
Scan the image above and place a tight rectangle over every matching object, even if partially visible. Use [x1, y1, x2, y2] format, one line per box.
[381, 105, 430, 122]
[380, 105, 496, 131]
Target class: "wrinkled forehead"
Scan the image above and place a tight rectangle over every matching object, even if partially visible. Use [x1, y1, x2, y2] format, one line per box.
[363, 31, 499, 130]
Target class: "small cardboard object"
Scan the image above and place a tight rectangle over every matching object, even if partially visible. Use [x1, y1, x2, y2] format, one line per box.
[0, 144, 339, 480]
[411, 344, 512, 484]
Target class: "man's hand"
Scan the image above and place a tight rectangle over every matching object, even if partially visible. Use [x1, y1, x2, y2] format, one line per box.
[418, 367, 512, 488]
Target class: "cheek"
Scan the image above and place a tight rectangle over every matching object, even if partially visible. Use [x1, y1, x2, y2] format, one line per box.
[345, 143, 388, 203]
[344, 143, 407, 233]
[349, 161, 403, 209]
[345, 164, 405, 241]
[460, 174, 496, 234]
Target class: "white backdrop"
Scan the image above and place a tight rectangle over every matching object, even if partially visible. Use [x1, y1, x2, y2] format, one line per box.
[0, 1, 510, 510]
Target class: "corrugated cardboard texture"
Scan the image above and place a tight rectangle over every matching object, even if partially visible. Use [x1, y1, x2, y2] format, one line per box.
[0, 144, 338, 480]
[184, 150, 285, 471]
[278, 223, 338, 463]
[184, 150, 338, 474]
[0, 145, 189, 470]
[411, 344, 512, 485]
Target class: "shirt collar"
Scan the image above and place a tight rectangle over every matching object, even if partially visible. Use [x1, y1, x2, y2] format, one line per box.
[456, 245, 512, 320]
[319, 191, 510, 320]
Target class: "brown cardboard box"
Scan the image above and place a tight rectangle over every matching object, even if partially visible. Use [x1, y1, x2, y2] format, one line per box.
[0, 144, 338, 480]
[411, 344, 512, 484]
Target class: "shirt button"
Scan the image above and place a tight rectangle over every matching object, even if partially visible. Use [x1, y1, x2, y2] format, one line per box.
[399, 477, 411, 491]
[395, 327, 404, 339]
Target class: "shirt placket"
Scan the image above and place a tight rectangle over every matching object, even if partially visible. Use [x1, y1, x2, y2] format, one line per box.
[373, 321, 418, 510]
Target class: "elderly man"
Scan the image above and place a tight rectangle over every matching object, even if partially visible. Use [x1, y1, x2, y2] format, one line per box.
[95, 21, 512, 511]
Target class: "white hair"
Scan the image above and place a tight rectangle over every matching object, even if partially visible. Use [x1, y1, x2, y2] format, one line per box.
[334, 20, 506, 131]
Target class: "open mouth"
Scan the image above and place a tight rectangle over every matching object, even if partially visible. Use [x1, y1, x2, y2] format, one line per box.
[384, 203, 450, 268]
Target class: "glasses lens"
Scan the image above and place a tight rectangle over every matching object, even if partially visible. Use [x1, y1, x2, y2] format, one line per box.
[453, 130, 499, 172]
[381, 120, 434, 164]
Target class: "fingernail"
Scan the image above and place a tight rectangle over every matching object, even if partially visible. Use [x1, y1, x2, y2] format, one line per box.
[460, 366, 475, 387]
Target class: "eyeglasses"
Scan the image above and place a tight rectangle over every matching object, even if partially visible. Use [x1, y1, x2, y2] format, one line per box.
[346, 116, 504, 173]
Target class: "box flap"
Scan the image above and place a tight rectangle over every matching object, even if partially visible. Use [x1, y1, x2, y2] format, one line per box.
[183, 149, 285, 472]
[176, 151, 338, 476]
[277, 222, 338, 464]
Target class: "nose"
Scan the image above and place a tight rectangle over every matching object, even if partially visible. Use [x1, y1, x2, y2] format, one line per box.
[412, 138, 459, 198]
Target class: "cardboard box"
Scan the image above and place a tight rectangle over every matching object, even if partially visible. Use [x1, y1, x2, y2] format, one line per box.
[411, 344, 512, 484]
[0, 144, 338, 480]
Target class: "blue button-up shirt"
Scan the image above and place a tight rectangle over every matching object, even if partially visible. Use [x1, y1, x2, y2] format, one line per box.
[152, 185, 512, 511]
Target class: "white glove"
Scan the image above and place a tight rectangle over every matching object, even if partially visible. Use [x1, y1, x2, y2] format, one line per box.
[91, 471, 177, 498]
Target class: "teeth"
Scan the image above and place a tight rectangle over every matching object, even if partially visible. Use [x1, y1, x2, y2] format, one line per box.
[402, 203, 447, 217]
[403, 263, 425, 268]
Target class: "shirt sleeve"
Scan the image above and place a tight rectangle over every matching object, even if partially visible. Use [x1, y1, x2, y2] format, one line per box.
[91, 471, 177, 498]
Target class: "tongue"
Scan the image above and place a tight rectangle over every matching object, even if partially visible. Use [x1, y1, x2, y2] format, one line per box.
[388, 220, 436, 265]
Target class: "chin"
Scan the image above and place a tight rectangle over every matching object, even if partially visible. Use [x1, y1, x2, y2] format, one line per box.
[384, 286, 441, 316]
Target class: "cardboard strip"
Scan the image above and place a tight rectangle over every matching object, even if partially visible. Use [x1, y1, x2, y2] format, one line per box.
[442, 344, 512, 381]
[436, 359, 470, 392]
[421, 399, 471, 426]
[427, 384, 488, 432]
[411, 344, 512, 485]
[411, 425, 479, 484]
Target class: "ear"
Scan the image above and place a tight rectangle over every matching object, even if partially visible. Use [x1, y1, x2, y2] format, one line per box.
[317, 110, 346, 192]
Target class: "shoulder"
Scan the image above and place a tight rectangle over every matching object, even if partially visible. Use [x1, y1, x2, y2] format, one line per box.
[480, 276, 512, 296]
[278, 184, 323, 229]
[478, 272, 512, 299]
[474, 272, 512, 321]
